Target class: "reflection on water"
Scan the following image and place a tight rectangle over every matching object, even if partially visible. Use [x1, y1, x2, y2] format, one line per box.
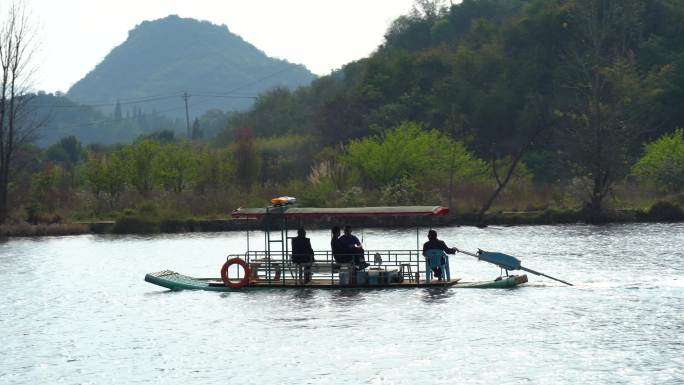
[419, 287, 454, 303]
[330, 288, 367, 306]
[288, 288, 317, 302]
[0, 224, 683, 384]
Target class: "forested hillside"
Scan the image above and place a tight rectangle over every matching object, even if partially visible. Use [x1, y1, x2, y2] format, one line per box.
[216, 0, 684, 219]
[67, 15, 316, 120]
[226, 0, 684, 144]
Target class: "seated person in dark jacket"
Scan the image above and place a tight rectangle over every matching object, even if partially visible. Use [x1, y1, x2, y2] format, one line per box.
[338, 225, 369, 269]
[331, 226, 351, 264]
[292, 228, 315, 282]
[422, 229, 458, 280]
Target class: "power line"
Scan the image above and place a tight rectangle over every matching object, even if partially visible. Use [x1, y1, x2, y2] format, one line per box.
[33, 92, 258, 109]
[80, 93, 184, 105]
[34, 65, 298, 109]
[33, 66, 303, 132]
[44, 92, 242, 132]
[220, 66, 298, 95]
[32, 94, 182, 109]
[77, 92, 186, 104]
[191, 93, 257, 99]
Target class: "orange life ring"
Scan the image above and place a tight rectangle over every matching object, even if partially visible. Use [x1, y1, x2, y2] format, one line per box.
[220, 258, 252, 289]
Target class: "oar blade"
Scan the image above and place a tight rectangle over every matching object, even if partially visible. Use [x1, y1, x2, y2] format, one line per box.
[457, 248, 573, 286]
[477, 251, 522, 271]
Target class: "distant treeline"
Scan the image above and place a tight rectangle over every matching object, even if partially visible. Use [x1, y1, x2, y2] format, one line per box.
[28, 93, 235, 146]
[10, 123, 684, 227]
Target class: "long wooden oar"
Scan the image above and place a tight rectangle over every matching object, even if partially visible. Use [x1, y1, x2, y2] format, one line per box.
[456, 248, 573, 286]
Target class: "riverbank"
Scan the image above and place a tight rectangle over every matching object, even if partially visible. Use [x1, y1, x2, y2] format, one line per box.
[2, 201, 683, 237]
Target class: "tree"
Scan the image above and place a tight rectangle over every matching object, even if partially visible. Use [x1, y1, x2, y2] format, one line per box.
[234, 128, 258, 187]
[197, 109, 228, 139]
[45, 135, 84, 165]
[195, 147, 233, 194]
[0, 1, 39, 223]
[345, 122, 485, 190]
[101, 154, 128, 208]
[122, 140, 159, 197]
[476, 95, 555, 223]
[191, 117, 202, 140]
[84, 153, 128, 210]
[83, 154, 106, 202]
[113, 99, 122, 121]
[411, 0, 447, 21]
[154, 143, 196, 194]
[137, 129, 176, 143]
[558, 0, 646, 220]
[44, 135, 84, 190]
[29, 163, 62, 214]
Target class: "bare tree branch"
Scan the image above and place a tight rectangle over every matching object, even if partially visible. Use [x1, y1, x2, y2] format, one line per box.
[0, 0, 39, 223]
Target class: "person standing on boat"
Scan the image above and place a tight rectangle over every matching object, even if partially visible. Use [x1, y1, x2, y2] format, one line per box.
[422, 230, 458, 280]
[292, 228, 315, 283]
[339, 225, 370, 269]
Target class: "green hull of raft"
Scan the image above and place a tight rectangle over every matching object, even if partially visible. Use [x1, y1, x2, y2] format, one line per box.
[144, 270, 528, 291]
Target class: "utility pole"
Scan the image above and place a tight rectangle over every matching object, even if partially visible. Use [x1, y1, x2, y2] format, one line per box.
[183, 92, 191, 139]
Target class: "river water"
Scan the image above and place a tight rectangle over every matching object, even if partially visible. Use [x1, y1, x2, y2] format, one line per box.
[1, 224, 682, 384]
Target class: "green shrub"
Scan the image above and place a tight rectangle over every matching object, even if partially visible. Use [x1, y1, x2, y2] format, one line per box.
[158, 218, 186, 233]
[345, 122, 486, 188]
[0, 223, 88, 237]
[632, 129, 684, 192]
[137, 202, 159, 218]
[151, 217, 200, 233]
[121, 208, 136, 217]
[544, 209, 581, 224]
[111, 216, 158, 234]
[300, 179, 336, 207]
[380, 177, 419, 205]
[340, 186, 366, 206]
[644, 201, 684, 222]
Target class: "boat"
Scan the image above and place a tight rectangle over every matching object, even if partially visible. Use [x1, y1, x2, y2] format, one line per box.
[144, 203, 540, 292]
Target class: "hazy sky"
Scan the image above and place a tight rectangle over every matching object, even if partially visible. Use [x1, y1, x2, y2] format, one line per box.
[26, 0, 416, 93]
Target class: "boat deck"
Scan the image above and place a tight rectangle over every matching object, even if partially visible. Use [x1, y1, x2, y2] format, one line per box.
[144, 270, 528, 291]
[210, 278, 462, 289]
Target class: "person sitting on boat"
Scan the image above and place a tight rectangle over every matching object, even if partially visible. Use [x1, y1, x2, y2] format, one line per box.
[422, 229, 458, 280]
[292, 228, 315, 283]
[331, 226, 350, 264]
[339, 225, 370, 269]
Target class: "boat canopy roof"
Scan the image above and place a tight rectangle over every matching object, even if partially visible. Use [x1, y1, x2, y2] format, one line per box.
[231, 206, 449, 219]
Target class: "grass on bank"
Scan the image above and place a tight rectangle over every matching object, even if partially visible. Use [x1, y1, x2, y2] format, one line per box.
[4, 183, 684, 236]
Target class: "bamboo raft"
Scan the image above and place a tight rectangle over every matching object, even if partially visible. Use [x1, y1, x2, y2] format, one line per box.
[144, 203, 571, 293]
[144, 270, 529, 291]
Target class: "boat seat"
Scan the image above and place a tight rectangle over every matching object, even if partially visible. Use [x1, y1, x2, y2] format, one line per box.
[423, 249, 450, 283]
[399, 263, 414, 282]
[309, 262, 352, 274]
[249, 258, 347, 278]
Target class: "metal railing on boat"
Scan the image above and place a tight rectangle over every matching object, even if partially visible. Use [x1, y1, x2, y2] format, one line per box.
[225, 249, 427, 286]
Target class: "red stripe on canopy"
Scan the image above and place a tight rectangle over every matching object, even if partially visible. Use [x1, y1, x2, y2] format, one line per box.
[231, 206, 449, 220]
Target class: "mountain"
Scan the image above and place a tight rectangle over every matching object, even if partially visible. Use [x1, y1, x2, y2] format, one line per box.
[67, 15, 316, 120]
